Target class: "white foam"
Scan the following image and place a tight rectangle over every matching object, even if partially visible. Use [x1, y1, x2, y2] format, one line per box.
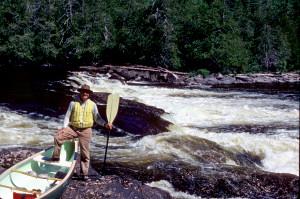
[0, 107, 62, 148]
[187, 129, 299, 176]
[63, 72, 299, 176]
[147, 180, 202, 199]
[1, 71, 298, 178]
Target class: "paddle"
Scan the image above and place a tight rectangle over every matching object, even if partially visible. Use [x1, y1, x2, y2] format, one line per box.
[102, 93, 120, 174]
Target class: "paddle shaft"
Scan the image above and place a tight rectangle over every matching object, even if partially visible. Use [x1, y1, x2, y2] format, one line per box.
[102, 129, 111, 173]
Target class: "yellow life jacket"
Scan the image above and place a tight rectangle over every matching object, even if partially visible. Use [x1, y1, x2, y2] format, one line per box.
[70, 100, 94, 128]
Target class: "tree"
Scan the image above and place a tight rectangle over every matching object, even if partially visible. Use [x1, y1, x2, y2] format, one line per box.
[206, 0, 251, 73]
[252, 0, 292, 71]
[0, 0, 34, 61]
[0, 0, 298, 72]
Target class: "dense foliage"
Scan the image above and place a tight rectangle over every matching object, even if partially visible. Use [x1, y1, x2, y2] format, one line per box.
[0, 0, 299, 73]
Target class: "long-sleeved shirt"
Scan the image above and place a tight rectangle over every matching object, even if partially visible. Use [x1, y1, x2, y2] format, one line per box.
[63, 95, 106, 128]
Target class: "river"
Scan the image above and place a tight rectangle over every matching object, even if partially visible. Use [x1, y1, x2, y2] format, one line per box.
[0, 67, 299, 198]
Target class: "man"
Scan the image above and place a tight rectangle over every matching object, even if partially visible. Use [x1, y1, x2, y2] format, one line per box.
[48, 84, 112, 181]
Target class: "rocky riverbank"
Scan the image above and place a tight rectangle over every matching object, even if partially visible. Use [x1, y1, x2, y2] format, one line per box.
[0, 147, 298, 199]
[0, 148, 172, 199]
[79, 65, 300, 87]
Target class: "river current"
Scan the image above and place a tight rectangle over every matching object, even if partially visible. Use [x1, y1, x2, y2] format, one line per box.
[0, 68, 299, 198]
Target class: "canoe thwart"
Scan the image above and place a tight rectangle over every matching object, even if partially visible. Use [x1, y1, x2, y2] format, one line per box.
[11, 170, 63, 181]
[33, 155, 73, 167]
[0, 184, 42, 195]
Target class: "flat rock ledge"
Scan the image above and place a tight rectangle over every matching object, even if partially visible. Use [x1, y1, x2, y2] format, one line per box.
[62, 175, 171, 199]
[79, 65, 300, 86]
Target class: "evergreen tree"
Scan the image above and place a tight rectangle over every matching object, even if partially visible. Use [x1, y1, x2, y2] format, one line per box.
[252, 0, 292, 71]
[0, 0, 298, 72]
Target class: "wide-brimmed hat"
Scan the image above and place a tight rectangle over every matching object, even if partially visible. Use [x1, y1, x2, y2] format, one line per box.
[77, 84, 93, 94]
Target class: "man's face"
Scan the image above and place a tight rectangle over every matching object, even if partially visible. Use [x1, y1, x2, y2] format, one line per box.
[80, 90, 90, 101]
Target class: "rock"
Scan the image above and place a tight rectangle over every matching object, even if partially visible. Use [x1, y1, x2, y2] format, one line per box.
[120, 70, 139, 80]
[282, 73, 300, 83]
[202, 74, 219, 85]
[0, 147, 41, 170]
[90, 92, 172, 137]
[62, 175, 172, 199]
[166, 72, 178, 83]
[236, 74, 254, 83]
[253, 76, 273, 83]
[218, 75, 236, 85]
[150, 73, 158, 82]
[79, 65, 300, 87]
[216, 73, 223, 80]
[109, 72, 127, 84]
[186, 74, 203, 85]
[105, 161, 299, 199]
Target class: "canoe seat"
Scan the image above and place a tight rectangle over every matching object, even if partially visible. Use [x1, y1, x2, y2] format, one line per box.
[33, 155, 73, 167]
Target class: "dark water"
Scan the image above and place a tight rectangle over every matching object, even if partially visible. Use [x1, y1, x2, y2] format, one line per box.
[0, 66, 73, 116]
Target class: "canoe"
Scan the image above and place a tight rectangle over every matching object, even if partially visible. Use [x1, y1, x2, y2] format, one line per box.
[0, 139, 78, 199]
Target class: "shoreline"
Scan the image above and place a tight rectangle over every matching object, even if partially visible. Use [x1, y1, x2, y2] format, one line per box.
[1, 63, 299, 87]
[78, 65, 300, 88]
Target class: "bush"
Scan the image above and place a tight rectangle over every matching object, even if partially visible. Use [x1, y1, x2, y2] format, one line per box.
[188, 68, 210, 77]
[278, 60, 287, 72]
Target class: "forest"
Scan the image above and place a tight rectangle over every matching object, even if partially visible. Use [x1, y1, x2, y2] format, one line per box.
[0, 0, 299, 74]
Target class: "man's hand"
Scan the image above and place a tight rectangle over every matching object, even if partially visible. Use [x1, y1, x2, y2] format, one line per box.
[105, 123, 113, 130]
[56, 128, 66, 136]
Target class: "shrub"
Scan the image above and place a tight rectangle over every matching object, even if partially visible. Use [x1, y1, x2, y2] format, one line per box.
[188, 68, 210, 77]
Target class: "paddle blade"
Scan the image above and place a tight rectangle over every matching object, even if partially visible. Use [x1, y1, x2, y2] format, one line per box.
[106, 94, 120, 124]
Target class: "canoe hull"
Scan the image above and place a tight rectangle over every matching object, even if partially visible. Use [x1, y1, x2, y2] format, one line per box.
[0, 140, 78, 199]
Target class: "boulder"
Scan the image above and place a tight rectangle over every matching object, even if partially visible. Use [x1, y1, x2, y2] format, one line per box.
[62, 175, 172, 199]
[90, 92, 172, 137]
[236, 74, 254, 83]
[218, 75, 236, 85]
[202, 74, 219, 85]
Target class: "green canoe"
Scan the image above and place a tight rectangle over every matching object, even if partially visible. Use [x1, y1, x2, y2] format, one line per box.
[0, 139, 78, 199]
